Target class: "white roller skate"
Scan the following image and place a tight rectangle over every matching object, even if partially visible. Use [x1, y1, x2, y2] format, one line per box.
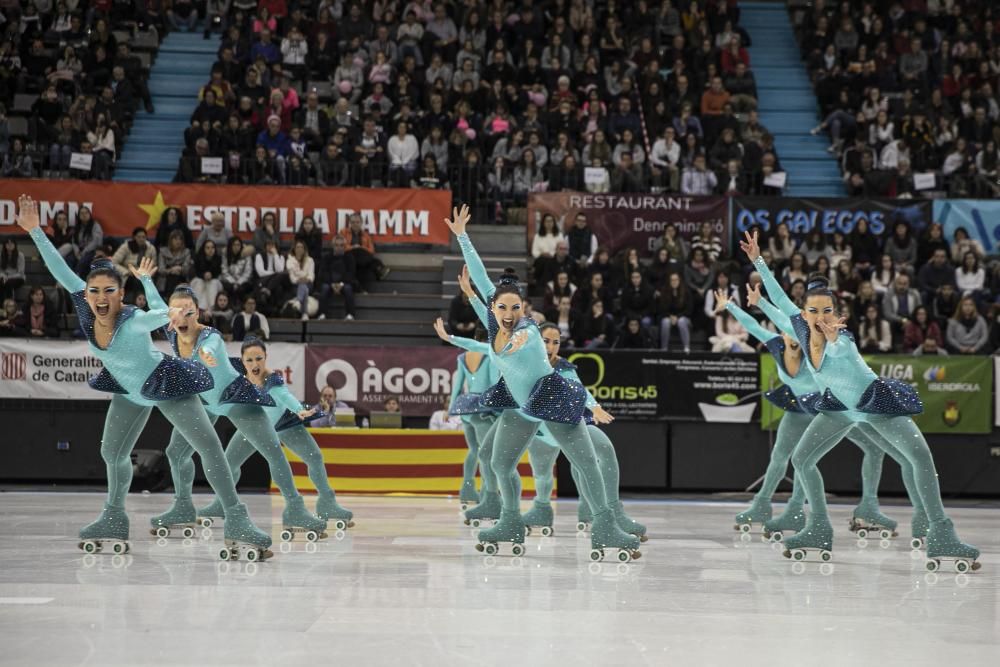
[78, 504, 131, 555]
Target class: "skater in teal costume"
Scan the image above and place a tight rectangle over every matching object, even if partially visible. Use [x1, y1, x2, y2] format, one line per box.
[717, 288, 923, 540]
[216, 338, 354, 530]
[446, 204, 640, 559]
[742, 230, 979, 568]
[141, 282, 327, 540]
[15, 195, 270, 558]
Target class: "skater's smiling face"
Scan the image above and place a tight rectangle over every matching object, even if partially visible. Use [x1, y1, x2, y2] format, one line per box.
[540, 325, 561, 362]
[491, 293, 522, 332]
[85, 275, 123, 322]
[242, 344, 268, 382]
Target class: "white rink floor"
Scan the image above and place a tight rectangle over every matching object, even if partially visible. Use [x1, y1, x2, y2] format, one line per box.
[0, 492, 997, 667]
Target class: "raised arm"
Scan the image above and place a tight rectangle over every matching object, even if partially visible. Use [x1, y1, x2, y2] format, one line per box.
[739, 229, 798, 317]
[756, 297, 796, 337]
[456, 264, 489, 327]
[449, 358, 467, 408]
[724, 301, 776, 346]
[19, 197, 87, 292]
[270, 383, 304, 413]
[434, 316, 490, 354]
[444, 204, 496, 303]
[741, 281, 795, 338]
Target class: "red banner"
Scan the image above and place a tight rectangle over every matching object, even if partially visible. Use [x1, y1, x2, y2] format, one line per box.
[0, 180, 452, 246]
[305, 345, 460, 417]
[526, 192, 728, 257]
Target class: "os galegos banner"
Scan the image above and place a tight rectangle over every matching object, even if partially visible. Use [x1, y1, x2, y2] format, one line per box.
[0, 181, 452, 246]
[732, 197, 932, 240]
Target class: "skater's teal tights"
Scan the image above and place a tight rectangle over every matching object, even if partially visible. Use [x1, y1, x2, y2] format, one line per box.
[567, 426, 622, 513]
[492, 411, 611, 515]
[103, 394, 241, 509]
[462, 414, 494, 490]
[793, 413, 942, 526]
[164, 405, 301, 501]
[221, 425, 338, 499]
[527, 439, 558, 503]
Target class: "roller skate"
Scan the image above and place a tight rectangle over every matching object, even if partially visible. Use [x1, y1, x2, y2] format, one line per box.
[463, 490, 501, 528]
[521, 501, 554, 537]
[762, 502, 805, 543]
[475, 509, 526, 556]
[218, 502, 273, 562]
[615, 501, 647, 542]
[924, 518, 980, 573]
[196, 497, 226, 528]
[910, 509, 929, 550]
[576, 498, 593, 533]
[316, 494, 354, 531]
[78, 503, 130, 555]
[848, 497, 898, 541]
[589, 509, 642, 563]
[734, 496, 772, 535]
[149, 496, 198, 539]
[279, 496, 328, 543]
[782, 518, 834, 563]
[458, 479, 479, 511]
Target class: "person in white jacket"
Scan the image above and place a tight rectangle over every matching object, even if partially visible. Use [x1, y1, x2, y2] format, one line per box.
[254, 238, 287, 314]
[281, 27, 309, 80]
[286, 239, 315, 320]
[387, 120, 419, 186]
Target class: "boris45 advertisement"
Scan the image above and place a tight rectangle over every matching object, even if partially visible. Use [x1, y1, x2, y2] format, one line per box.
[567, 351, 759, 422]
[760, 354, 991, 433]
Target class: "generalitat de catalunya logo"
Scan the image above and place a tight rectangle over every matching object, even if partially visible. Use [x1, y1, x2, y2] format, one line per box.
[1, 352, 26, 380]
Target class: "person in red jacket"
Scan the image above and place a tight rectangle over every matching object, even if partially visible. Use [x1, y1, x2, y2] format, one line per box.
[720, 36, 750, 74]
[902, 305, 946, 355]
[339, 213, 390, 292]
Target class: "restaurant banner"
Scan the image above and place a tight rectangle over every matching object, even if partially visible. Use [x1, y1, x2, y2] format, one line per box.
[760, 354, 992, 434]
[0, 181, 452, 246]
[0, 339, 305, 400]
[566, 351, 760, 422]
[732, 197, 932, 239]
[526, 192, 728, 258]
[934, 199, 1000, 256]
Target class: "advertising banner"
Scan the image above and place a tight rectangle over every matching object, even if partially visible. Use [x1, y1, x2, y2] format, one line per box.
[305, 345, 458, 417]
[526, 192, 728, 258]
[934, 200, 1000, 256]
[566, 351, 760, 422]
[0, 339, 305, 400]
[760, 354, 992, 433]
[0, 181, 452, 246]
[732, 197, 932, 239]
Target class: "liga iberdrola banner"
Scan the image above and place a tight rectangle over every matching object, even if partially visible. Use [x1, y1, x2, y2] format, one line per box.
[526, 192, 728, 258]
[0, 339, 305, 400]
[760, 354, 992, 433]
[0, 181, 452, 246]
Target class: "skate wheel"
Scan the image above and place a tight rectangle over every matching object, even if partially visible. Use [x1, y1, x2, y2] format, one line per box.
[738, 522, 751, 534]
[856, 528, 868, 539]
[280, 529, 293, 542]
[182, 526, 196, 539]
[246, 548, 259, 562]
[483, 542, 498, 556]
[771, 532, 783, 543]
[460, 503, 469, 511]
[155, 526, 169, 538]
[471, 519, 481, 528]
[334, 520, 347, 531]
[112, 542, 127, 555]
[590, 549, 604, 562]
[540, 526, 553, 537]
[617, 550, 631, 563]
[577, 522, 588, 532]
[879, 529, 892, 540]
[525, 526, 532, 536]
[305, 530, 319, 542]
[199, 518, 214, 528]
[511, 543, 525, 557]
[82, 540, 98, 554]
[910, 537, 923, 550]
[820, 550, 832, 562]
[791, 549, 806, 562]
[925, 559, 940, 572]
[955, 559, 970, 574]
[219, 548, 230, 561]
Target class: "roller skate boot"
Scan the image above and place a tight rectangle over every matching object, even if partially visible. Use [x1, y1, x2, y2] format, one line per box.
[734, 496, 771, 535]
[782, 517, 834, 563]
[78, 504, 130, 555]
[219, 502, 272, 561]
[149, 496, 198, 539]
[762, 502, 805, 543]
[475, 509, 526, 556]
[463, 490, 501, 528]
[849, 497, 898, 540]
[924, 518, 980, 573]
[196, 497, 226, 528]
[910, 509, 929, 550]
[316, 494, 354, 531]
[458, 479, 479, 510]
[615, 501, 647, 542]
[576, 498, 593, 533]
[589, 509, 642, 563]
[279, 496, 328, 542]
[521, 501, 554, 537]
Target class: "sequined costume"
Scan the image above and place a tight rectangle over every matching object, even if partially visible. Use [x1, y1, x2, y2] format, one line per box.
[456, 232, 639, 555]
[753, 256, 978, 562]
[27, 227, 269, 551]
[448, 344, 499, 505]
[726, 300, 921, 536]
[141, 282, 326, 536]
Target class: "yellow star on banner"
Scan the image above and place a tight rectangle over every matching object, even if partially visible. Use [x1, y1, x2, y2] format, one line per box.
[138, 191, 171, 232]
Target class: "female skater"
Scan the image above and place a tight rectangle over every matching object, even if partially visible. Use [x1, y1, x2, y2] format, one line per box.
[446, 204, 640, 561]
[140, 282, 328, 542]
[715, 288, 924, 543]
[14, 195, 271, 560]
[742, 230, 979, 570]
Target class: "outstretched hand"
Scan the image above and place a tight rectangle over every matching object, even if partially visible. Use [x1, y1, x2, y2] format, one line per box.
[592, 405, 615, 424]
[15, 195, 40, 232]
[443, 204, 471, 237]
[503, 329, 530, 355]
[713, 288, 730, 315]
[739, 229, 761, 263]
[457, 264, 475, 298]
[198, 347, 218, 367]
[433, 317, 451, 342]
[129, 256, 158, 280]
[297, 407, 317, 420]
[816, 317, 846, 343]
[745, 281, 762, 307]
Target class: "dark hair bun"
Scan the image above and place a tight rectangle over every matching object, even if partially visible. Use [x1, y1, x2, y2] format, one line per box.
[90, 258, 115, 273]
[806, 273, 830, 291]
[498, 267, 520, 287]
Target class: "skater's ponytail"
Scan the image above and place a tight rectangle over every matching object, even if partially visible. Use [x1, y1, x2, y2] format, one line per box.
[491, 267, 523, 303]
[170, 284, 199, 307]
[85, 258, 122, 286]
